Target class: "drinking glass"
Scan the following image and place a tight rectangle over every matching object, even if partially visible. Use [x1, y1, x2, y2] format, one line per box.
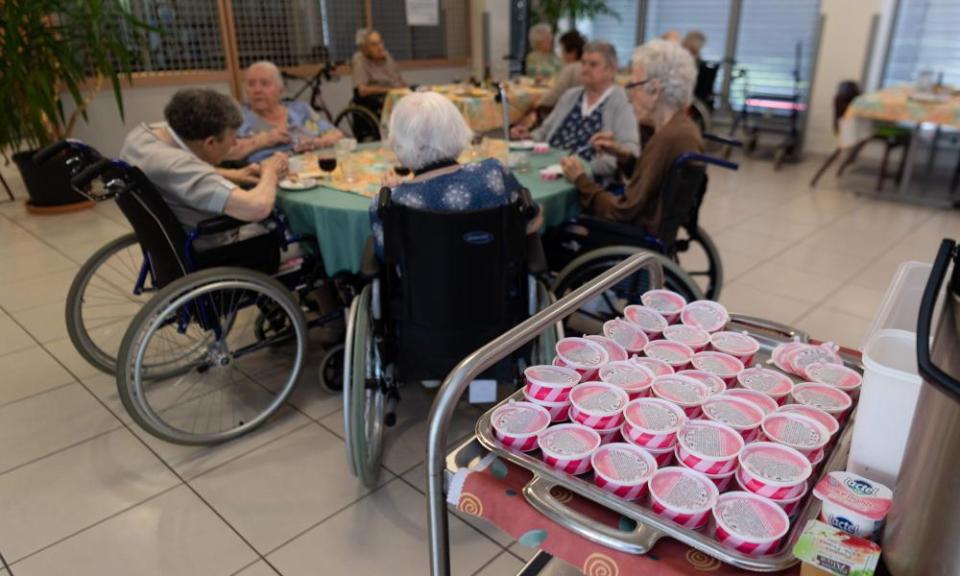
[317, 152, 337, 181]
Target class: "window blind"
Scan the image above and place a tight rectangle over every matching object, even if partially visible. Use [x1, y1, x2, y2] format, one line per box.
[644, 0, 732, 63]
[883, 0, 960, 87]
[124, 0, 226, 72]
[583, 0, 640, 67]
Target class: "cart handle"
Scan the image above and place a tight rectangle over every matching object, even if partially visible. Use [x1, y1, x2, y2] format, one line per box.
[728, 313, 809, 343]
[427, 252, 664, 576]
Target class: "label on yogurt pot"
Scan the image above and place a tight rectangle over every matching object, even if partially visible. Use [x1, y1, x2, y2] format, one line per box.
[594, 445, 654, 482]
[540, 426, 598, 456]
[494, 404, 550, 434]
[626, 399, 683, 431]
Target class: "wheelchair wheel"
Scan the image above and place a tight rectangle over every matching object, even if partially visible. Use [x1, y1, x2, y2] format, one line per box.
[116, 267, 307, 445]
[334, 105, 382, 142]
[66, 233, 155, 375]
[552, 247, 704, 336]
[319, 343, 344, 393]
[673, 226, 724, 300]
[342, 283, 386, 487]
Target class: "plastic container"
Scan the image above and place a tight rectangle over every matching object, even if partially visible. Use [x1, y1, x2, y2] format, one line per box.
[737, 441, 811, 499]
[621, 397, 687, 449]
[691, 351, 745, 384]
[522, 388, 571, 422]
[710, 331, 761, 365]
[641, 289, 687, 323]
[791, 382, 853, 423]
[712, 491, 791, 556]
[721, 388, 778, 416]
[664, 324, 711, 352]
[602, 319, 649, 354]
[648, 466, 719, 530]
[862, 261, 934, 350]
[776, 404, 840, 438]
[631, 357, 675, 377]
[651, 374, 710, 418]
[646, 443, 676, 467]
[678, 369, 727, 396]
[491, 401, 552, 452]
[569, 382, 629, 430]
[644, 339, 695, 370]
[761, 412, 830, 457]
[701, 395, 765, 442]
[700, 467, 737, 492]
[623, 305, 668, 338]
[737, 366, 794, 405]
[675, 419, 744, 475]
[801, 361, 863, 398]
[554, 337, 609, 381]
[523, 365, 580, 403]
[733, 471, 810, 517]
[538, 423, 601, 475]
[681, 300, 730, 333]
[596, 424, 622, 445]
[599, 361, 655, 399]
[814, 471, 892, 540]
[585, 335, 629, 363]
[591, 442, 658, 501]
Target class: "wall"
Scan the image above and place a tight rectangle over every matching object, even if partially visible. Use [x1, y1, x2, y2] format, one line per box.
[469, 0, 512, 82]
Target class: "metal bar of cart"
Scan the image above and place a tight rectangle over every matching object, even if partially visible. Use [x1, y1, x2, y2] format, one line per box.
[427, 253, 665, 576]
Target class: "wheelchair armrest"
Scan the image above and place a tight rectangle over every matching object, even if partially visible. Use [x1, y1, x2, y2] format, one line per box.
[377, 186, 392, 218]
[194, 215, 248, 236]
[518, 187, 537, 220]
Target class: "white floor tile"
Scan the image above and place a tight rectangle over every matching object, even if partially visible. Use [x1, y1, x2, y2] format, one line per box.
[475, 551, 525, 576]
[736, 263, 843, 304]
[233, 561, 281, 576]
[43, 337, 104, 380]
[0, 312, 35, 357]
[821, 283, 887, 320]
[10, 302, 70, 343]
[720, 281, 812, 326]
[0, 346, 75, 406]
[0, 268, 78, 313]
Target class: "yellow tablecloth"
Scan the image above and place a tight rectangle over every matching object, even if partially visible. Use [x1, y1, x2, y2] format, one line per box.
[840, 85, 960, 147]
[381, 84, 546, 133]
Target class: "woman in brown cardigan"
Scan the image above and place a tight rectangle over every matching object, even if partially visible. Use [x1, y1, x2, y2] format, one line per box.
[559, 39, 703, 236]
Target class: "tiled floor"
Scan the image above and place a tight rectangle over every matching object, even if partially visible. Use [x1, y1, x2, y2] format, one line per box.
[0, 154, 957, 576]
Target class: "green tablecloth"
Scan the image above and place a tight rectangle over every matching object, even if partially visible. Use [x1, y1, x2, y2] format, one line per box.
[278, 148, 580, 274]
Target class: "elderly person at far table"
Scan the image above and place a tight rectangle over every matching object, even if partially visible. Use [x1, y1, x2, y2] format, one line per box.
[526, 23, 562, 79]
[560, 40, 703, 232]
[513, 41, 639, 180]
[228, 61, 343, 164]
[369, 92, 542, 256]
[353, 29, 406, 103]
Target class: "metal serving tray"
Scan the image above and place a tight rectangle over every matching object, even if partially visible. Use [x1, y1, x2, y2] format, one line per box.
[473, 317, 861, 573]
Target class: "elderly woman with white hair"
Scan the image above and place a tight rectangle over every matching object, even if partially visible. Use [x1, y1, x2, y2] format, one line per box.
[559, 39, 703, 232]
[526, 23, 561, 78]
[368, 92, 540, 256]
[229, 61, 343, 163]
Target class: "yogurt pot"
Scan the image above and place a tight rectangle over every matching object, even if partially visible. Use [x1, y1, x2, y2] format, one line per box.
[591, 442, 658, 500]
[631, 356, 675, 377]
[569, 382, 629, 430]
[645, 443, 677, 467]
[710, 331, 761, 365]
[680, 300, 730, 333]
[675, 419, 744, 475]
[522, 388, 571, 422]
[596, 424, 622, 445]
[491, 401, 552, 452]
[602, 319, 649, 354]
[712, 491, 791, 556]
[691, 351, 744, 384]
[774, 342, 843, 377]
[737, 366, 794, 405]
[776, 404, 840, 439]
[641, 289, 687, 324]
[523, 364, 581, 403]
[813, 471, 893, 540]
[623, 305, 668, 338]
[721, 388, 779, 416]
[621, 397, 687, 448]
[735, 472, 810, 517]
[737, 441, 811, 499]
[791, 382, 853, 423]
[678, 369, 727, 397]
[761, 412, 830, 457]
[807, 447, 826, 470]
[663, 324, 711, 352]
[648, 466, 719, 530]
[699, 466, 738, 492]
[537, 423, 602, 476]
[554, 337, 609, 381]
[771, 341, 808, 374]
[585, 334, 629, 363]
[644, 339, 695, 370]
[701, 395, 765, 442]
[801, 361, 863, 399]
[599, 361, 656, 399]
[651, 374, 710, 418]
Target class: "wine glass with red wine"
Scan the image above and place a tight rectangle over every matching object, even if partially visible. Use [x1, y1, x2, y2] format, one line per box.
[318, 154, 337, 180]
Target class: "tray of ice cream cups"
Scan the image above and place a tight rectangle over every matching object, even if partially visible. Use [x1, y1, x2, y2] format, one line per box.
[591, 442, 658, 501]
[675, 419, 745, 475]
[569, 382, 629, 431]
[523, 364, 581, 403]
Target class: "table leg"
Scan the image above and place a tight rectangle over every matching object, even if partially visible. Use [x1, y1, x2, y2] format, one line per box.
[897, 125, 921, 198]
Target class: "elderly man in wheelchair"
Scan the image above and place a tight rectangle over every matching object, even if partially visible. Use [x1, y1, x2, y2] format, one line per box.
[45, 89, 348, 446]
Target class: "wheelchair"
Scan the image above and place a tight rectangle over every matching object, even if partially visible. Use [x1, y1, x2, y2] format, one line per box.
[38, 140, 350, 445]
[544, 147, 738, 335]
[343, 187, 562, 487]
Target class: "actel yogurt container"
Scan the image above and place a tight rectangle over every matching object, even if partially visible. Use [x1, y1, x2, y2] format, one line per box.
[569, 382, 629, 430]
[680, 300, 730, 333]
[737, 366, 794, 405]
[737, 441, 811, 499]
[813, 471, 892, 540]
[621, 397, 687, 449]
[623, 305, 668, 338]
[537, 423, 601, 475]
[651, 374, 710, 418]
[643, 339, 695, 370]
[523, 364, 580, 403]
[675, 419, 744, 475]
[691, 351, 744, 384]
[591, 442, 658, 500]
[641, 289, 687, 323]
[491, 401, 551, 452]
[554, 337, 609, 381]
[712, 491, 791, 556]
[602, 319, 649, 354]
[710, 331, 761, 365]
[663, 324, 711, 352]
[648, 466, 719, 530]
[599, 361, 655, 399]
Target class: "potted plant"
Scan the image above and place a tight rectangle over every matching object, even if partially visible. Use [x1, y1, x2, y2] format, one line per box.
[0, 0, 148, 212]
[535, 0, 619, 30]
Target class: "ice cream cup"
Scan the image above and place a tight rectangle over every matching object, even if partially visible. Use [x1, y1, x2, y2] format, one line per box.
[680, 300, 730, 333]
[712, 491, 791, 556]
[554, 337, 609, 381]
[737, 441, 811, 499]
[644, 339, 695, 370]
[584, 335, 629, 363]
[641, 289, 687, 324]
[596, 423, 622, 445]
[569, 382, 629, 430]
[648, 466, 719, 530]
[523, 364, 581, 403]
[701, 395, 765, 442]
[771, 341, 808, 374]
[776, 404, 839, 438]
[602, 319, 649, 354]
[491, 401, 552, 452]
[813, 471, 893, 540]
[646, 443, 676, 467]
[737, 366, 794, 405]
[801, 361, 862, 399]
[761, 412, 830, 457]
[537, 423, 601, 476]
[675, 419, 744, 475]
[699, 466, 738, 492]
[591, 442, 658, 500]
[678, 369, 727, 396]
[691, 351, 744, 384]
[651, 374, 710, 418]
[631, 356, 675, 377]
[664, 324, 711, 352]
[599, 361, 655, 399]
[522, 388, 572, 423]
[721, 388, 779, 416]
[710, 331, 761, 365]
[789, 343, 843, 376]
[791, 382, 853, 424]
[533, 142, 550, 154]
[623, 305, 668, 338]
[622, 397, 687, 448]
[734, 470, 810, 517]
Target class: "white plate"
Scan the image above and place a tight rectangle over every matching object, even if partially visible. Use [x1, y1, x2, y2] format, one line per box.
[279, 177, 318, 191]
[509, 140, 535, 150]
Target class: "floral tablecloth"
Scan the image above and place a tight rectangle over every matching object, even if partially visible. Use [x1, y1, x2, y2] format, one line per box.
[840, 85, 960, 147]
[381, 84, 546, 133]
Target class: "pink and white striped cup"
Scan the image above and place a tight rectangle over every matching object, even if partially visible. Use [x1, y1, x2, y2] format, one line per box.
[709, 330, 760, 365]
[761, 412, 830, 458]
[737, 366, 794, 406]
[591, 442, 658, 501]
[712, 491, 790, 556]
[641, 289, 687, 324]
[644, 339, 695, 371]
[523, 364, 580, 403]
[645, 443, 676, 467]
[663, 324, 711, 352]
[721, 388, 778, 416]
[631, 356, 675, 377]
[651, 374, 710, 418]
[675, 419, 744, 475]
[648, 466, 719, 530]
[691, 351, 744, 385]
[584, 335, 629, 363]
[623, 305, 668, 339]
[602, 319, 649, 354]
[522, 388, 571, 423]
[680, 300, 730, 333]
[737, 441, 811, 500]
[791, 382, 853, 424]
[678, 369, 727, 397]
[537, 423, 601, 476]
[701, 395, 764, 442]
[776, 404, 840, 439]
[621, 397, 686, 449]
[554, 337, 609, 381]
[599, 361, 656, 400]
[569, 382, 629, 431]
[491, 401, 551, 452]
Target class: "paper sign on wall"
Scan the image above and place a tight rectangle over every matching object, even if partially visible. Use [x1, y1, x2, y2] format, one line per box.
[406, 0, 439, 26]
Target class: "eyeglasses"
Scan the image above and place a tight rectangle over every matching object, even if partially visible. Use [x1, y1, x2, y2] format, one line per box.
[624, 79, 653, 91]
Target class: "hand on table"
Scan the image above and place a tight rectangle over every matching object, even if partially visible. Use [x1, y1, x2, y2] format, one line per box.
[220, 163, 261, 187]
[560, 156, 585, 182]
[261, 152, 289, 181]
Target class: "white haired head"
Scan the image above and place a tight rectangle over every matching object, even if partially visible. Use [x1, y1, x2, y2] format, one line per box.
[387, 92, 473, 170]
[529, 23, 553, 51]
[246, 61, 283, 88]
[356, 28, 379, 47]
[631, 39, 697, 109]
